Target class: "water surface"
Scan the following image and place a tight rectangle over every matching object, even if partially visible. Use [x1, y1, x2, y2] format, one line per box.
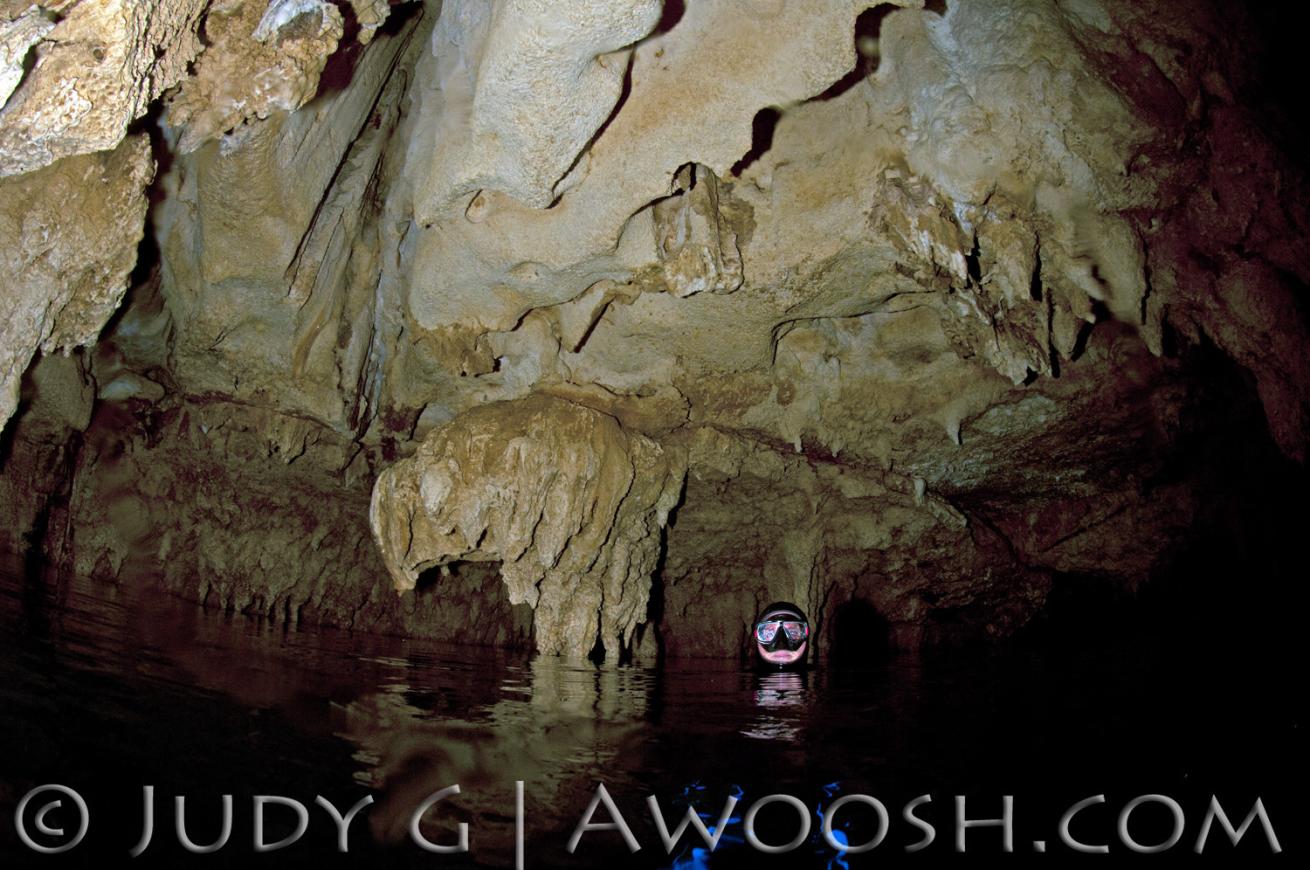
[0, 562, 1301, 867]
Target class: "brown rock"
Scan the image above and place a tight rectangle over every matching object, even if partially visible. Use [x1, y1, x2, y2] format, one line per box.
[370, 394, 686, 658]
[0, 134, 153, 432]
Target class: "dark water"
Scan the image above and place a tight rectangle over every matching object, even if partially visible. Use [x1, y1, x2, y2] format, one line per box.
[0, 561, 1302, 868]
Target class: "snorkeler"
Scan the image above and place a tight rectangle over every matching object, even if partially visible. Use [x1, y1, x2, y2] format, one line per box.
[752, 602, 810, 669]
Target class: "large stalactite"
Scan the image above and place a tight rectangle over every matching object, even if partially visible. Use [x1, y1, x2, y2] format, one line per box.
[370, 394, 685, 658]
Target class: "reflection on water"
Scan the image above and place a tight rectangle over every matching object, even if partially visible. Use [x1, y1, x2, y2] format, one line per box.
[744, 671, 807, 741]
[0, 561, 1302, 866]
[336, 657, 654, 862]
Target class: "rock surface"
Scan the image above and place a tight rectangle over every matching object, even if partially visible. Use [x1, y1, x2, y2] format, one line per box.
[1, 0, 1307, 658]
[166, 0, 346, 153]
[0, 0, 207, 178]
[371, 394, 685, 658]
[0, 133, 153, 432]
[50, 389, 535, 646]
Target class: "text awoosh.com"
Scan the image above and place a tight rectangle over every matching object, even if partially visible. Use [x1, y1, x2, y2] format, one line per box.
[12, 782, 1283, 861]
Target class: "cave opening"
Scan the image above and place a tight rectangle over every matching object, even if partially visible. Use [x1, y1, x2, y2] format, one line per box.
[825, 597, 892, 668]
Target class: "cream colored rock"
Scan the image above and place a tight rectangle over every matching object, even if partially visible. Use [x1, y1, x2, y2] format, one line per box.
[411, 0, 663, 216]
[849, 0, 1156, 387]
[97, 371, 166, 403]
[166, 0, 344, 153]
[156, 11, 421, 431]
[403, 0, 905, 332]
[0, 134, 153, 432]
[348, 0, 391, 44]
[0, 6, 55, 110]
[653, 163, 744, 297]
[0, 0, 207, 178]
[370, 394, 686, 658]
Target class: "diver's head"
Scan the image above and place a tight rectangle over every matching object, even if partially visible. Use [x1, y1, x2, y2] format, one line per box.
[753, 602, 810, 668]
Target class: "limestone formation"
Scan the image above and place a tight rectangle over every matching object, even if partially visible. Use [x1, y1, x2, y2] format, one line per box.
[0, 0, 207, 178]
[0, 0, 1306, 658]
[0, 351, 93, 558]
[653, 163, 745, 297]
[370, 395, 686, 658]
[348, 0, 393, 44]
[0, 6, 53, 110]
[411, 0, 664, 215]
[0, 133, 153, 432]
[166, 0, 346, 153]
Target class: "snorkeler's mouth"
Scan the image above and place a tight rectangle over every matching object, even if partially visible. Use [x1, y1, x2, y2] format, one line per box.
[758, 643, 806, 664]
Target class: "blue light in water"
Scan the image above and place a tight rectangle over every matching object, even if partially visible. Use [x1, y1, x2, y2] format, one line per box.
[663, 782, 862, 869]
[669, 847, 711, 870]
[661, 784, 746, 869]
[816, 780, 855, 870]
[827, 829, 850, 870]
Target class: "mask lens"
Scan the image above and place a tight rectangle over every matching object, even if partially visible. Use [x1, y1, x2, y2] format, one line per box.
[756, 620, 809, 645]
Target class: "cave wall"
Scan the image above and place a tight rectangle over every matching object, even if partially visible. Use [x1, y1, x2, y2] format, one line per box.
[48, 388, 535, 647]
[1, 0, 1307, 660]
